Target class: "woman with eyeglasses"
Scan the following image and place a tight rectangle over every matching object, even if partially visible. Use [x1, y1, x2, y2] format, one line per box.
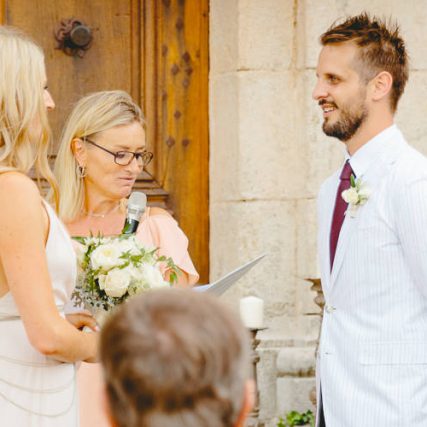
[54, 90, 198, 426]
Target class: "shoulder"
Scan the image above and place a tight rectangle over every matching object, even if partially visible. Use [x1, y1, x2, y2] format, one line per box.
[147, 206, 173, 218]
[391, 144, 427, 185]
[0, 171, 40, 200]
[0, 173, 44, 229]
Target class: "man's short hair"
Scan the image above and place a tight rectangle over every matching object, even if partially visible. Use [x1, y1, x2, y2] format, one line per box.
[100, 289, 251, 427]
[320, 12, 409, 112]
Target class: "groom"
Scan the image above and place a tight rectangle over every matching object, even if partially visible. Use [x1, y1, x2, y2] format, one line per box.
[314, 13, 427, 427]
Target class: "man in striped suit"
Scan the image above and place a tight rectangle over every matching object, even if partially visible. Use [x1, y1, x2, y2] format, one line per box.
[313, 13, 427, 427]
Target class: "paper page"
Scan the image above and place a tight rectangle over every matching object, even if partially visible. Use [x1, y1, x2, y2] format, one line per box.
[194, 254, 266, 296]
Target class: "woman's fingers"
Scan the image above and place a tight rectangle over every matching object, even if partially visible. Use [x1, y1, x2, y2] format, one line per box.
[66, 313, 99, 331]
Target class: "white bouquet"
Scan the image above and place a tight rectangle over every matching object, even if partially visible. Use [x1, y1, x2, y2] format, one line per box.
[72, 235, 178, 314]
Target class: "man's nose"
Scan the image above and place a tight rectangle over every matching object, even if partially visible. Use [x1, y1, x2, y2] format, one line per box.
[312, 80, 328, 101]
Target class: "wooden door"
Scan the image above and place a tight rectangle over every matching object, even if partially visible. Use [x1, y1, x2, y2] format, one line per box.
[0, 0, 209, 282]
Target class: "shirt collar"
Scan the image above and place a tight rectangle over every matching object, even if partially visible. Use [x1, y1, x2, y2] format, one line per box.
[346, 124, 399, 178]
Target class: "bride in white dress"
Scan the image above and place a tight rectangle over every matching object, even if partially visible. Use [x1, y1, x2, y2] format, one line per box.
[0, 26, 99, 425]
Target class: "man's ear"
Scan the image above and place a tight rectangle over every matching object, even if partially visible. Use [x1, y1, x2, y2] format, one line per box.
[72, 138, 87, 167]
[234, 379, 255, 427]
[370, 71, 393, 103]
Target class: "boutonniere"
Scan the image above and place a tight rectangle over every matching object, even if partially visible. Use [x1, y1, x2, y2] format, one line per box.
[341, 175, 371, 217]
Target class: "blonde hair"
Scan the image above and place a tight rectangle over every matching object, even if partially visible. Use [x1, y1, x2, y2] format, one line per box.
[0, 26, 58, 207]
[54, 90, 145, 222]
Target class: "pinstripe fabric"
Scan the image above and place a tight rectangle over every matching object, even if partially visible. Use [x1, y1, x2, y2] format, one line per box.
[316, 125, 427, 427]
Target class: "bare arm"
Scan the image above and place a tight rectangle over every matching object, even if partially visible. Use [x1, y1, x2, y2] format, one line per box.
[0, 173, 98, 363]
[147, 207, 196, 287]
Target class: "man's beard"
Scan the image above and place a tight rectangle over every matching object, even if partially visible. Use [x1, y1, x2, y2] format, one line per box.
[322, 101, 368, 142]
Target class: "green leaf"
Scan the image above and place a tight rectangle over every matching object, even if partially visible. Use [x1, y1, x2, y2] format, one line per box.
[281, 410, 315, 427]
[350, 174, 356, 187]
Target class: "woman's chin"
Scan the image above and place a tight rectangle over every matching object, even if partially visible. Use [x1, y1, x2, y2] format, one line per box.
[118, 187, 134, 198]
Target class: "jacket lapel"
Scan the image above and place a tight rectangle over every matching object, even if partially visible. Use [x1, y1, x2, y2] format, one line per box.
[319, 174, 340, 293]
[329, 136, 407, 288]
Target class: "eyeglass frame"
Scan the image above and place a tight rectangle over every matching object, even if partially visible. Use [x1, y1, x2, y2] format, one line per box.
[82, 137, 154, 167]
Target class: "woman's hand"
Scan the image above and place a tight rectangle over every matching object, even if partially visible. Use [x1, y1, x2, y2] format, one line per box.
[66, 313, 98, 332]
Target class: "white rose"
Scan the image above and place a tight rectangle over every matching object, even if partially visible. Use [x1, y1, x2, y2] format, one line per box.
[75, 243, 87, 270]
[117, 237, 140, 255]
[342, 187, 359, 205]
[357, 186, 371, 204]
[140, 264, 169, 289]
[91, 243, 122, 271]
[99, 268, 131, 298]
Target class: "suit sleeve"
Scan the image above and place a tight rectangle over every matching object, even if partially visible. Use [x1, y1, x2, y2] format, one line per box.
[395, 176, 427, 297]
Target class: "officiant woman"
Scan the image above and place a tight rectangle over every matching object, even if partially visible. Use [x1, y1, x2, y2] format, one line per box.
[54, 89, 199, 426]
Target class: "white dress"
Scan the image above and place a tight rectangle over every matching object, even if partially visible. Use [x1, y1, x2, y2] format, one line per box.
[0, 201, 78, 426]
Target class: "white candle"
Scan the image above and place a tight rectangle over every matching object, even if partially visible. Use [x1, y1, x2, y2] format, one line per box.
[239, 296, 264, 329]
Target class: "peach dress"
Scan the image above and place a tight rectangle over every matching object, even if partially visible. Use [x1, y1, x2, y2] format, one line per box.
[77, 208, 198, 427]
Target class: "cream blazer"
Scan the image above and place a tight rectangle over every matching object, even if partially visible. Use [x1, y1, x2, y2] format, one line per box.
[316, 128, 427, 426]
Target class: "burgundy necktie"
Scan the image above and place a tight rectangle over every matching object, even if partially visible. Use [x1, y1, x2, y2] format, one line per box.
[329, 160, 353, 270]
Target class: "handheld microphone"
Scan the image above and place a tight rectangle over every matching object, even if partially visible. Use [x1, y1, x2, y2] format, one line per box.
[121, 191, 147, 235]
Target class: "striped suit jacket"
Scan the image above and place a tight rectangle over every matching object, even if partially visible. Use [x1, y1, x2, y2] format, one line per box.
[316, 126, 427, 426]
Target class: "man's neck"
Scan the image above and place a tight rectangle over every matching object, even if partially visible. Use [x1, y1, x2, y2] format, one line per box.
[345, 110, 394, 156]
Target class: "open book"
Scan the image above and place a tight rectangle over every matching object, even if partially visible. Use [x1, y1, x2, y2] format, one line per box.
[194, 254, 266, 296]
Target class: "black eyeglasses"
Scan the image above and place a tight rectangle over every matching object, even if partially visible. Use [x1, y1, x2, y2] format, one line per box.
[83, 138, 153, 167]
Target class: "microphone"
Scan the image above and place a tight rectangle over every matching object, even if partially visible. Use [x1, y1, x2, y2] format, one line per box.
[121, 191, 147, 235]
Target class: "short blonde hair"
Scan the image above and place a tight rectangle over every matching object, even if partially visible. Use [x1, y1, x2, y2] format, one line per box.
[0, 26, 58, 206]
[54, 90, 145, 221]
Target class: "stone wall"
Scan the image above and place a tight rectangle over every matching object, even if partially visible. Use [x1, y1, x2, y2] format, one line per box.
[209, 1, 427, 425]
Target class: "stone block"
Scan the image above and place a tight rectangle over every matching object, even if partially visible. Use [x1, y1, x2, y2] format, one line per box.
[210, 199, 298, 316]
[276, 347, 316, 377]
[257, 348, 279, 421]
[238, 0, 295, 70]
[276, 377, 316, 417]
[237, 70, 305, 200]
[209, 0, 238, 73]
[210, 73, 240, 202]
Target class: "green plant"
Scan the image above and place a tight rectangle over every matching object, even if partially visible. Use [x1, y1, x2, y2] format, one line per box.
[277, 409, 315, 427]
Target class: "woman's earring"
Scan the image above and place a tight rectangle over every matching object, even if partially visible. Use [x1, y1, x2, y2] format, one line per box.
[77, 165, 87, 178]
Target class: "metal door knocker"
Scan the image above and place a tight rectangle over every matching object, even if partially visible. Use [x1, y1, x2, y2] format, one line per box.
[55, 18, 93, 57]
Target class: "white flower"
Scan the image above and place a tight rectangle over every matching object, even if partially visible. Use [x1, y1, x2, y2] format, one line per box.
[144, 264, 168, 288]
[341, 176, 371, 217]
[98, 267, 131, 298]
[357, 186, 372, 201]
[116, 237, 140, 255]
[139, 263, 168, 289]
[342, 187, 359, 205]
[75, 244, 87, 270]
[91, 243, 123, 271]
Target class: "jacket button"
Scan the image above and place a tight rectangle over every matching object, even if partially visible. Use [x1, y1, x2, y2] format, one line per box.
[325, 305, 336, 313]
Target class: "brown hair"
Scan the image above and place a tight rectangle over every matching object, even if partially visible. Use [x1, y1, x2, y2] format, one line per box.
[100, 289, 251, 427]
[320, 12, 409, 111]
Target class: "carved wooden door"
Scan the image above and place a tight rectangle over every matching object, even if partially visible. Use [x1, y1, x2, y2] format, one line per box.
[0, 0, 209, 282]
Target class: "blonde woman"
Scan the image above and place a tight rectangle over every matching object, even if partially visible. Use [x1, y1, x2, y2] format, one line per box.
[54, 90, 198, 426]
[0, 27, 99, 425]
